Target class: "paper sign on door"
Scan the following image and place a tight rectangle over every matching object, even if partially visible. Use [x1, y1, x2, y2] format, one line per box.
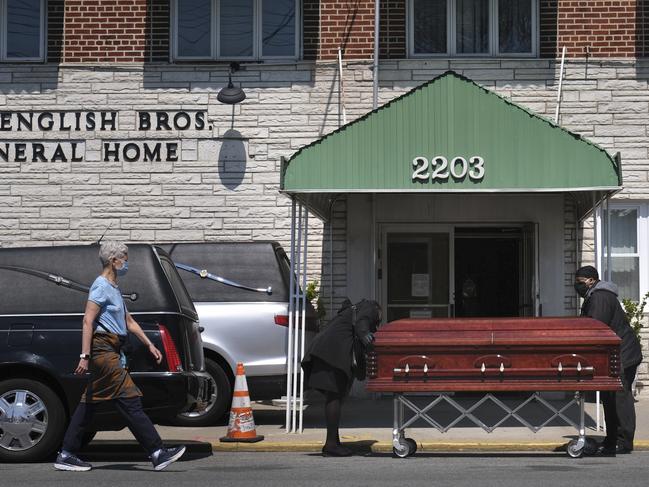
[411, 273, 429, 297]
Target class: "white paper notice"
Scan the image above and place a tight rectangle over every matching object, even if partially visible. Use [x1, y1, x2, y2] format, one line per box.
[411, 273, 429, 297]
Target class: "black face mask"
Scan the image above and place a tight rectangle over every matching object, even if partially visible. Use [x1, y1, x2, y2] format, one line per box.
[574, 282, 590, 298]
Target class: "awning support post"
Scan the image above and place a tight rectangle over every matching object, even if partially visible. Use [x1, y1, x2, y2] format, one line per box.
[286, 200, 309, 433]
[298, 210, 309, 432]
[285, 199, 297, 433]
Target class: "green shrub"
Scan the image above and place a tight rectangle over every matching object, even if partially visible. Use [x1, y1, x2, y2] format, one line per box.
[306, 279, 326, 322]
[622, 291, 649, 346]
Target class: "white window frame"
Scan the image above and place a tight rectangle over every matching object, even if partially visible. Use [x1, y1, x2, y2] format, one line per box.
[408, 0, 538, 58]
[171, 0, 301, 62]
[596, 202, 649, 302]
[0, 0, 46, 62]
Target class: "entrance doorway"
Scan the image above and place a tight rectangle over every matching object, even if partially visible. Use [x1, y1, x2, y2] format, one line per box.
[454, 227, 537, 317]
[380, 225, 537, 320]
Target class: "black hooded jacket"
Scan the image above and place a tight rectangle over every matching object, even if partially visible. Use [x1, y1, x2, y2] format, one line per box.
[580, 280, 643, 369]
[301, 299, 381, 382]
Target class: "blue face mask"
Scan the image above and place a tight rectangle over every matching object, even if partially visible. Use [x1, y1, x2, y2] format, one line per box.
[116, 260, 129, 276]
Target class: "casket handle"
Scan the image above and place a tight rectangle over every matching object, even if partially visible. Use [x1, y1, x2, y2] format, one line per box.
[474, 354, 512, 369]
[551, 354, 591, 368]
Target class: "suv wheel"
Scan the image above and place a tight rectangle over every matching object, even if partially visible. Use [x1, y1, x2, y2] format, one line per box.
[175, 357, 232, 426]
[0, 378, 66, 462]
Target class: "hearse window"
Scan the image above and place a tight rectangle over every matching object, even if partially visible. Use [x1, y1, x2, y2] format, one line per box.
[158, 255, 196, 315]
[409, 0, 537, 57]
[172, 0, 299, 61]
[0, 0, 45, 61]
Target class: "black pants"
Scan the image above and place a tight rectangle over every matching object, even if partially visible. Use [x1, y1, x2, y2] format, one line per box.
[62, 396, 163, 456]
[602, 364, 638, 450]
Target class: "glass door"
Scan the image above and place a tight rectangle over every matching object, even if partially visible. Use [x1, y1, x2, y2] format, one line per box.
[380, 225, 454, 322]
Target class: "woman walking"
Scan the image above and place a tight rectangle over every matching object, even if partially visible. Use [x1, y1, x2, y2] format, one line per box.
[54, 241, 185, 471]
[302, 298, 381, 456]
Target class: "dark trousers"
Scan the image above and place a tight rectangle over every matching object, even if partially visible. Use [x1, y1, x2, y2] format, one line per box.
[62, 396, 163, 456]
[602, 364, 638, 450]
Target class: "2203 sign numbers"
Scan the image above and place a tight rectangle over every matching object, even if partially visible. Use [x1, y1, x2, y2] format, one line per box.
[412, 156, 485, 182]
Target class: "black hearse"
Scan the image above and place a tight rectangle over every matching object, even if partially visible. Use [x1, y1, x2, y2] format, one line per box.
[0, 244, 210, 462]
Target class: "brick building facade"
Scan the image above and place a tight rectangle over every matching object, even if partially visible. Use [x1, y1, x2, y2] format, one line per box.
[1, 1, 648, 382]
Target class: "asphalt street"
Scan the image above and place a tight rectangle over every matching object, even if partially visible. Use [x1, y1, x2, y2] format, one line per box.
[3, 451, 648, 487]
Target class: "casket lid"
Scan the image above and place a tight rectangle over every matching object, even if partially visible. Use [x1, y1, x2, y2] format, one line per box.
[375, 317, 620, 346]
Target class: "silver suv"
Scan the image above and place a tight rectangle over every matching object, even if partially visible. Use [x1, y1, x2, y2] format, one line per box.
[161, 242, 317, 426]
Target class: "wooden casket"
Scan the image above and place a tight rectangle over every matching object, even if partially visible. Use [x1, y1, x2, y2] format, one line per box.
[366, 317, 622, 393]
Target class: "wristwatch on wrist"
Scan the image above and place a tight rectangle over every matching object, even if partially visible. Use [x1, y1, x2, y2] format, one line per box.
[79, 353, 91, 360]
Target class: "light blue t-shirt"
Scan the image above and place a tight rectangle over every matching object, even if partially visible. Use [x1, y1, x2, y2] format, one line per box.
[88, 276, 127, 336]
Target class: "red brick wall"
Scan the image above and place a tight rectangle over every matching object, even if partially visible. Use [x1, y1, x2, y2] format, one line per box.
[540, 0, 640, 58]
[50, 0, 648, 63]
[47, 0, 65, 62]
[380, 0, 406, 59]
[147, 0, 170, 62]
[303, 0, 320, 60]
[318, 0, 376, 59]
[63, 0, 150, 62]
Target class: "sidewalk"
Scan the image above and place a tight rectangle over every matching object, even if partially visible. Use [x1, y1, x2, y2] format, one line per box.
[92, 391, 649, 454]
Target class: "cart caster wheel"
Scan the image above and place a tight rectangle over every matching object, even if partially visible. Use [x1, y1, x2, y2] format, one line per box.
[405, 438, 417, 455]
[393, 438, 416, 458]
[567, 439, 584, 458]
[393, 445, 410, 458]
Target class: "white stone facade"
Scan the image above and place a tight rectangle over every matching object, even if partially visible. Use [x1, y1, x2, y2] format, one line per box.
[0, 58, 647, 380]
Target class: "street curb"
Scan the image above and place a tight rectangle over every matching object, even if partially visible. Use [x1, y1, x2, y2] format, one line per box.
[210, 440, 649, 453]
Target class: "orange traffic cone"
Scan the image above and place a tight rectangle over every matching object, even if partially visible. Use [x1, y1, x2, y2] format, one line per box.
[220, 362, 264, 443]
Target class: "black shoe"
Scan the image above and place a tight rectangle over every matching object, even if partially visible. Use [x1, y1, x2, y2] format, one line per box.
[322, 444, 353, 457]
[596, 444, 617, 456]
[615, 444, 633, 454]
[54, 452, 92, 471]
[151, 445, 186, 471]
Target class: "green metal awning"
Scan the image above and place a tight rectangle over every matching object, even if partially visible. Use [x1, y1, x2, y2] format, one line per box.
[281, 71, 622, 220]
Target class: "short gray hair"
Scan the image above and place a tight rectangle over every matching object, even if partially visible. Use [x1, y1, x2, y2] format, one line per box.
[99, 241, 128, 266]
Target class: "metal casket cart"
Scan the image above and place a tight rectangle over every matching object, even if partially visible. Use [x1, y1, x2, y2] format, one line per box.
[365, 317, 622, 458]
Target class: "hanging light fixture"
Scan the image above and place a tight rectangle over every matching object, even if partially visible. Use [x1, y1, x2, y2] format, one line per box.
[217, 62, 246, 104]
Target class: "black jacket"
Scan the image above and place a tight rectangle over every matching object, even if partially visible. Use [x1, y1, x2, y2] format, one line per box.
[301, 299, 381, 382]
[580, 280, 642, 369]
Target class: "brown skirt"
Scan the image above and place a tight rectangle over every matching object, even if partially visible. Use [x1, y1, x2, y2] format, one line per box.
[81, 333, 142, 403]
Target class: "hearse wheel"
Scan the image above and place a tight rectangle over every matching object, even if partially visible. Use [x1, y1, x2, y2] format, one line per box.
[174, 357, 232, 426]
[0, 378, 66, 462]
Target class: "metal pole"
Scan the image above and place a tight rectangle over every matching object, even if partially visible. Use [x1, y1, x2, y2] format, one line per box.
[371, 194, 377, 301]
[338, 47, 347, 125]
[592, 191, 602, 432]
[605, 196, 612, 282]
[372, 0, 380, 110]
[298, 210, 309, 432]
[329, 200, 335, 319]
[555, 46, 567, 124]
[285, 199, 297, 433]
[292, 203, 304, 432]
[593, 192, 599, 270]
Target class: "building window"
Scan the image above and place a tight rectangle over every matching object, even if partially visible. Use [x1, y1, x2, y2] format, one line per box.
[0, 0, 45, 61]
[598, 204, 649, 303]
[409, 0, 537, 57]
[172, 0, 300, 61]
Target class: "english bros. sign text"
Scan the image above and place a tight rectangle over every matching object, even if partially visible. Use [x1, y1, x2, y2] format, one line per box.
[0, 110, 207, 163]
